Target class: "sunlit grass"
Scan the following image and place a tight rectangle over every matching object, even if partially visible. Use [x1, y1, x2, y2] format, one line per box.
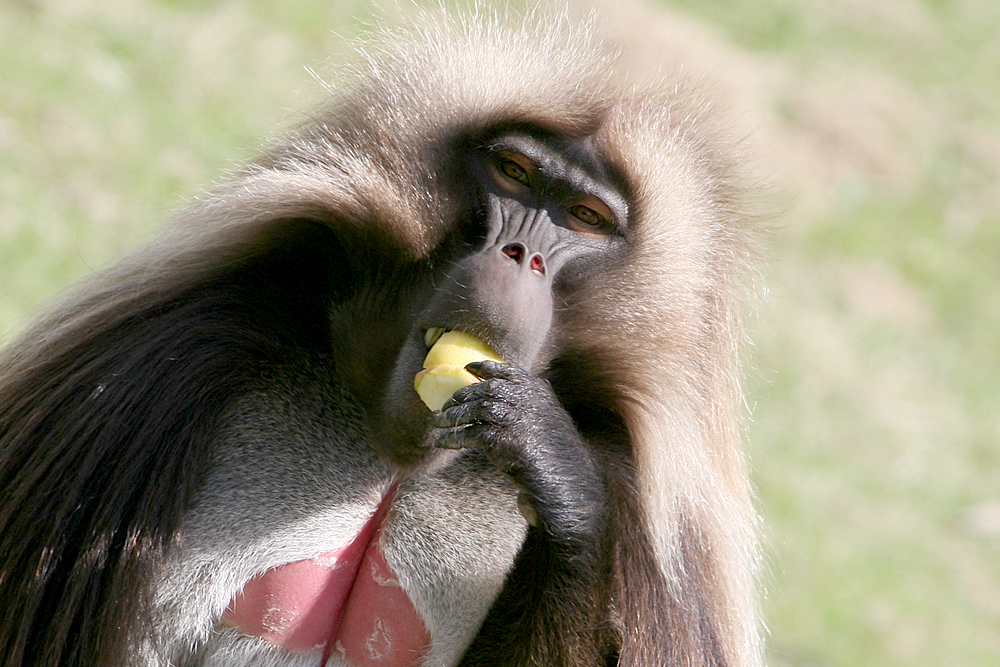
[0, 0, 374, 336]
[664, 0, 1000, 664]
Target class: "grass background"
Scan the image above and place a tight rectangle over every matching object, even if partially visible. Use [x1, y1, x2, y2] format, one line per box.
[2, 0, 998, 665]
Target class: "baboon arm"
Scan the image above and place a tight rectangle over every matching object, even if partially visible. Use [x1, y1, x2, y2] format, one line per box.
[458, 527, 617, 667]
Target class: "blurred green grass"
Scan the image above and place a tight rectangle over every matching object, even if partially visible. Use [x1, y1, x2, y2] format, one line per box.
[665, 0, 1000, 665]
[0, 0, 376, 330]
[2, 1, 998, 666]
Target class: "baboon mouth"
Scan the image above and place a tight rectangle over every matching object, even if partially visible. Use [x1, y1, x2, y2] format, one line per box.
[423, 327, 448, 349]
[415, 329, 503, 411]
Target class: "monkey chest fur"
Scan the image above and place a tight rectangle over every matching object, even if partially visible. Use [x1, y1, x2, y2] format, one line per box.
[151, 375, 526, 667]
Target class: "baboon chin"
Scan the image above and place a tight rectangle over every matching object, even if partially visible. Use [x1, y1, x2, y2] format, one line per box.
[0, 11, 761, 667]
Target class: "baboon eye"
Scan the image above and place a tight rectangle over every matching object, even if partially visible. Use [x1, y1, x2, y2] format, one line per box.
[569, 205, 602, 228]
[566, 204, 613, 235]
[500, 160, 530, 186]
[565, 198, 616, 236]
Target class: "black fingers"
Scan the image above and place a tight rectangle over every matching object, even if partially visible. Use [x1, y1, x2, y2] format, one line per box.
[434, 426, 479, 450]
[429, 361, 548, 457]
[464, 359, 521, 381]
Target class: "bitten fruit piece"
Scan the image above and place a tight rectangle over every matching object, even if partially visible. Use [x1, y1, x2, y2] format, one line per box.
[414, 330, 502, 411]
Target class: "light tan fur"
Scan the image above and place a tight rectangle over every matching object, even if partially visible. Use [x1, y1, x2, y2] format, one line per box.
[0, 11, 761, 667]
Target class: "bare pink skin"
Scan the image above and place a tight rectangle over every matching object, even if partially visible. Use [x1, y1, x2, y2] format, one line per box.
[223, 487, 430, 665]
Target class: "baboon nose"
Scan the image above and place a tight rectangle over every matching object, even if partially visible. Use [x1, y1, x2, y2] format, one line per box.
[502, 243, 526, 263]
[502, 243, 546, 276]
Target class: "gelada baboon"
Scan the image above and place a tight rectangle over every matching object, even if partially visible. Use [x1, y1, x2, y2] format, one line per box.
[0, 12, 761, 667]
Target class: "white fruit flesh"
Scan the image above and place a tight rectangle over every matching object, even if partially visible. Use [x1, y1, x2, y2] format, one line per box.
[413, 331, 502, 411]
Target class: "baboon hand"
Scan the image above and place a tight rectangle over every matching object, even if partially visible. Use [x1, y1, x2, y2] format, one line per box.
[431, 360, 606, 544]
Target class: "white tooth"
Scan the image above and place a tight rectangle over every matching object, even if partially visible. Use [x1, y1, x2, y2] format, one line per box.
[424, 327, 445, 348]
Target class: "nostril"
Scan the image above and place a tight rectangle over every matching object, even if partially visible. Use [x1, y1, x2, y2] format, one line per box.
[529, 253, 545, 275]
[502, 243, 526, 264]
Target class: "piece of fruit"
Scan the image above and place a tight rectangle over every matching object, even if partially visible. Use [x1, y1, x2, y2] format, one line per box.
[413, 330, 502, 411]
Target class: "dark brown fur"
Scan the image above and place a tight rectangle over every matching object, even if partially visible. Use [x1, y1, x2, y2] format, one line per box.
[0, 14, 760, 667]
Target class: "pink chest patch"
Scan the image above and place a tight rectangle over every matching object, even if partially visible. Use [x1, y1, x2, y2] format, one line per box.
[223, 487, 430, 666]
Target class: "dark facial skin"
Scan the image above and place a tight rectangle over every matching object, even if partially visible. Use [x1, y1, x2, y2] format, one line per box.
[376, 131, 632, 664]
[378, 131, 629, 469]
[426, 132, 629, 362]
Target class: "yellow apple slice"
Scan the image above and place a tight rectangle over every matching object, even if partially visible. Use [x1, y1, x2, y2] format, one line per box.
[413, 364, 479, 412]
[413, 331, 502, 411]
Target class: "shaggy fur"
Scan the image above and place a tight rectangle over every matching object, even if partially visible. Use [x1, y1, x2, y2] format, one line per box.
[0, 13, 761, 667]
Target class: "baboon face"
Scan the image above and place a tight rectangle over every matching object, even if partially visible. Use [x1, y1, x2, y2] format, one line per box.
[379, 128, 630, 463]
